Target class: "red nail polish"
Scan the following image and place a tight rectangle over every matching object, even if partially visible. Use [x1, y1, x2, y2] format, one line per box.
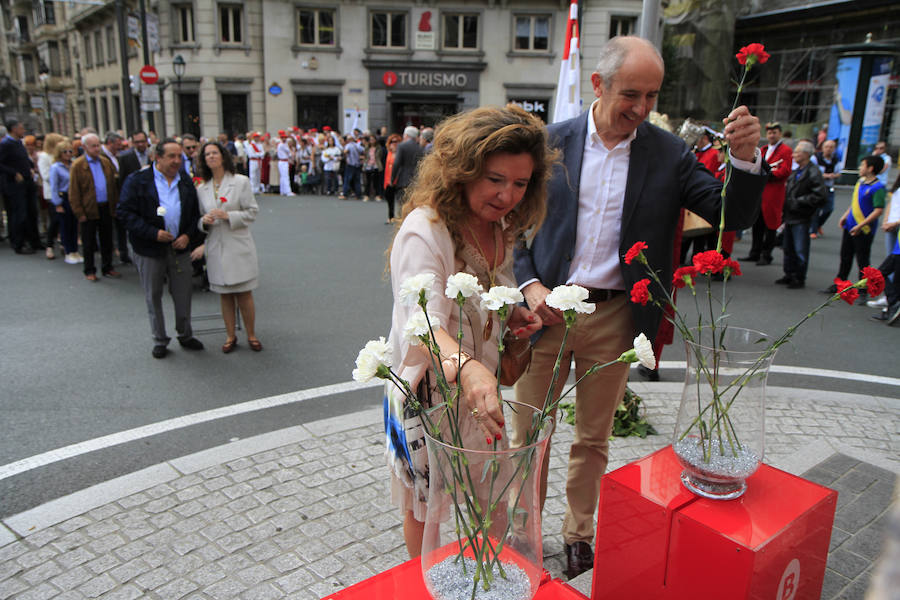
[495, 433, 502, 440]
[499, 421, 505, 427]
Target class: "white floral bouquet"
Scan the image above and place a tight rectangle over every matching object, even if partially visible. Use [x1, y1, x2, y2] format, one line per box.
[353, 272, 654, 596]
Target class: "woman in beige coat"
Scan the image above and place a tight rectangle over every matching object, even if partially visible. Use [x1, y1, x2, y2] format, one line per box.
[195, 141, 262, 353]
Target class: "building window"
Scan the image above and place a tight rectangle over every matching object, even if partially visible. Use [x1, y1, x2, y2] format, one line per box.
[48, 40, 61, 76]
[296, 94, 338, 130]
[100, 96, 109, 133]
[443, 13, 478, 50]
[83, 33, 93, 68]
[221, 93, 248, 137]
[62, 41, 71, 76]
[94, 31, 104, 66]
[609, 16, 635, 38]
[219, 4, 243, 44]
[90, 97, 99, 129]
[112, 95, 121, 130]
[22, 54, 35, 83]
[15, 16, 30, 42]
[297, 8, 335, 46]
[106, 26, 116, 63]
[43, 0, 54, 24]
[178, 93, 201, 137]
[514, 15, 549, 52]
[370, 11, 406, 49]
[173, 4, 195, 43]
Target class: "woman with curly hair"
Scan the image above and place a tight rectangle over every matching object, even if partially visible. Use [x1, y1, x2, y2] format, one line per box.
[385, 104, 559, 557]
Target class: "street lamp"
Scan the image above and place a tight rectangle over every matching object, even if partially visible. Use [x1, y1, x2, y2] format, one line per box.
[173, 55, 185, 135]
[38, 61, 51, 133]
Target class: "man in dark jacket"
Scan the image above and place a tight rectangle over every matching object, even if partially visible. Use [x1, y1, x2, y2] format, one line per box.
[390, 126, 423, 204]
[776, 140, 827, 289]
[0, 119, 43, 253]
[117, 139, 205, 358]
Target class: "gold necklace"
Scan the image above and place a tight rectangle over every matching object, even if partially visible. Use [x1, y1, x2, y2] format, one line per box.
[466, 221, 500, 341]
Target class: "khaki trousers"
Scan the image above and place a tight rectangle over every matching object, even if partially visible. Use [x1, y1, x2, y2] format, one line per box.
[510, 294, 632, 544]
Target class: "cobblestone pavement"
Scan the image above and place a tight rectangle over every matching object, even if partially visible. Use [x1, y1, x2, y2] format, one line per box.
[1, 382, 897, 599]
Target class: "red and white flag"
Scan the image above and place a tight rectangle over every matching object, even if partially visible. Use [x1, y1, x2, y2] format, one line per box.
[553, 0, 581, 123]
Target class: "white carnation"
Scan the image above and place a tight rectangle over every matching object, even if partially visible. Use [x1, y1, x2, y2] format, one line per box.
[632, 333, 656, 369]
[399, 273, 437, 307]
[445, 272, 483, 300]
[480, 286, 524, 311]
[545, 285, 596, 314]
[403, 308, 439, 346]
[352, 337, 392, 383]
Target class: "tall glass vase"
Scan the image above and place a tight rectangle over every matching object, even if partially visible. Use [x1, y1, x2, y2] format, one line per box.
[673, 327, 775, 500]
[420, 401, 554, 600]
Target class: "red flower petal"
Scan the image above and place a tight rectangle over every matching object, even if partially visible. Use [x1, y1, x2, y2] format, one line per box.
[736, 43, 769, 66]
[624, 241, 648, 265]
[630, 278, 651, 306]
[672, 266, 697, 289]
[861, 266, 885, 298]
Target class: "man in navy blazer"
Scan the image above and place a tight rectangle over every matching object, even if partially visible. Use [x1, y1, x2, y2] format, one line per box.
[118, 138, 205, 358]
[510, 36, 767, 579]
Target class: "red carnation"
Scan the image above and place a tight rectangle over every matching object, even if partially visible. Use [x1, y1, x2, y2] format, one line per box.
[624, 241, 648, 265]
[833, 278, 858, 305]
[672, 266, 697, 289]
[630, 278, 651, 306]
[692, 250, 726, 275]
[861, 266, 885, 298]
[736, 43, 770, 67]
[724, 258, 742, 277]
[192, 176, 203, 187]
[220, 196, 228, 204]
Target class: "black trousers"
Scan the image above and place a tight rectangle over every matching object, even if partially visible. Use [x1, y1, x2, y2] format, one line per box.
[385, 185, 397, 221]
[5, 179, 42, 250]
[115, 216, 131, 260]
[837, 228, 875, 281]
[748, 213, 777, 260]
[81, 208, 114, 275]
[878, 254, 899, 306]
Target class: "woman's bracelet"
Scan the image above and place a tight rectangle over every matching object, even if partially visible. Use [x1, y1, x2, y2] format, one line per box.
[441, 351, 473, 382]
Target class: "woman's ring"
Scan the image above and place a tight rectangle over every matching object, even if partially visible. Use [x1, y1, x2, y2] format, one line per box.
[471, 408, 479, 418]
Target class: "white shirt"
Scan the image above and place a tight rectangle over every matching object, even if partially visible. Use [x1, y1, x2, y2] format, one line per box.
[102, 145, 119, 172]
[566, 103, 636, 290]
[276, 141, 291, 160]
[877, 153, 892, 186]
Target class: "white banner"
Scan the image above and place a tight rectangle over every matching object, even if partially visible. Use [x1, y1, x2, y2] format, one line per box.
[48, 92, 67, 114]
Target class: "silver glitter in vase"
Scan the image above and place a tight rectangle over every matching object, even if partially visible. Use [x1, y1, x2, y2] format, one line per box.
[673, 438, 760, 500]
[426, 556, 534, 600]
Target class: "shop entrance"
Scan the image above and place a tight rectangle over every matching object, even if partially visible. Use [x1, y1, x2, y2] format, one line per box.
[391, 101, 459, 131]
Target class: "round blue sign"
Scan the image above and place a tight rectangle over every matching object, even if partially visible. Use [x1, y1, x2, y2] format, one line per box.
[268, 84, 282, 96]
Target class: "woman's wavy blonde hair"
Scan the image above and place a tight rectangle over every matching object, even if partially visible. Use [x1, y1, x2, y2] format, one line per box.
[397, 104, 558, 252]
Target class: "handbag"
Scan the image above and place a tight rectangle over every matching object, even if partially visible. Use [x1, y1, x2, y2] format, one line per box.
[682, 210, 715, 238]
[499, 335, 532, 386]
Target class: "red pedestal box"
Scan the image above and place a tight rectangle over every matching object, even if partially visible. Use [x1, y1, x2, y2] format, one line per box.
[592, 446, 837, 600]
[322, 557, 590, 600]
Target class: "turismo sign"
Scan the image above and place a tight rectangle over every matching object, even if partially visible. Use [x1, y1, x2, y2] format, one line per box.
[372, 68, 478, 91]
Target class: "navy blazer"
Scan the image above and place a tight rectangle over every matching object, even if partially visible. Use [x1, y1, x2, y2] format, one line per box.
[0, 136, 33, 182]
[116, 166, 203, 258]
[514, 110, 767, 340]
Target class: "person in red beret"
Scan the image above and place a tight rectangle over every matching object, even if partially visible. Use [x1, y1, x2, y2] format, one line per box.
[276, 130, 294, 196]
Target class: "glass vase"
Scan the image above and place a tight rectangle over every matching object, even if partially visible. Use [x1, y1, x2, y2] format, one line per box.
[672, 327, 775, 500]
[420, 401, 554, 600]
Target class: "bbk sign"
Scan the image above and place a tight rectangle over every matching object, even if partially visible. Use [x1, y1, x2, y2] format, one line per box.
[509, 99, 548, 123]
[371, 68, 478, 92]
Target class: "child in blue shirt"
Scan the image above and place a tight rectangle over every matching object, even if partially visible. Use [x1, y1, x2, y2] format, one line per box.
[823, 155, 886, 301]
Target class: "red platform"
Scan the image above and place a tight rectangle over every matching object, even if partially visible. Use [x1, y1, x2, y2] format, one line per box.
[592, 446, 837, 600]
[322, 557, 589, 599]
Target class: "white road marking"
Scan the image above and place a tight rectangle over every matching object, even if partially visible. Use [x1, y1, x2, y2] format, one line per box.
[0, 380, 381, 482]
[2, 364, 897, 481]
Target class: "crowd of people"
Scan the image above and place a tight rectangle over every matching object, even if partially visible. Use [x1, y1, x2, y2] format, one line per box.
[681, 121, 900, 330]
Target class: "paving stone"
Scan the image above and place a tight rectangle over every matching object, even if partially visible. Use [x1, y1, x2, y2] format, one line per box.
[829, 527, 852, 552]
[269, 553, 304, 574]
[96, 585, 143, 600]
[21, 560, 62, 586]
[155, 577, 199, 599]
[167, 554, 205, 577]
[14, 582, 59, 600]
[57, 547, 96, 570]
[828, 548, 871, 579]
[236, 564, 274, 586]
[50, 565, 93, 589]
[134, 566, 173, 591]
[841, 522, 888, 561]
[76, 573, 117, 598]
[109, 558, 152, 584]
[86, 554, 121, 575]
[189, 563, 227, 587]
[205, 577, 248, 600]
[239, 583, 285, 599]
[819, 454, 861, 476]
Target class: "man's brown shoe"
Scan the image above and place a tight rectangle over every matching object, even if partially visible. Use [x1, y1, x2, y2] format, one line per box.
[85, 274, 98, 282]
